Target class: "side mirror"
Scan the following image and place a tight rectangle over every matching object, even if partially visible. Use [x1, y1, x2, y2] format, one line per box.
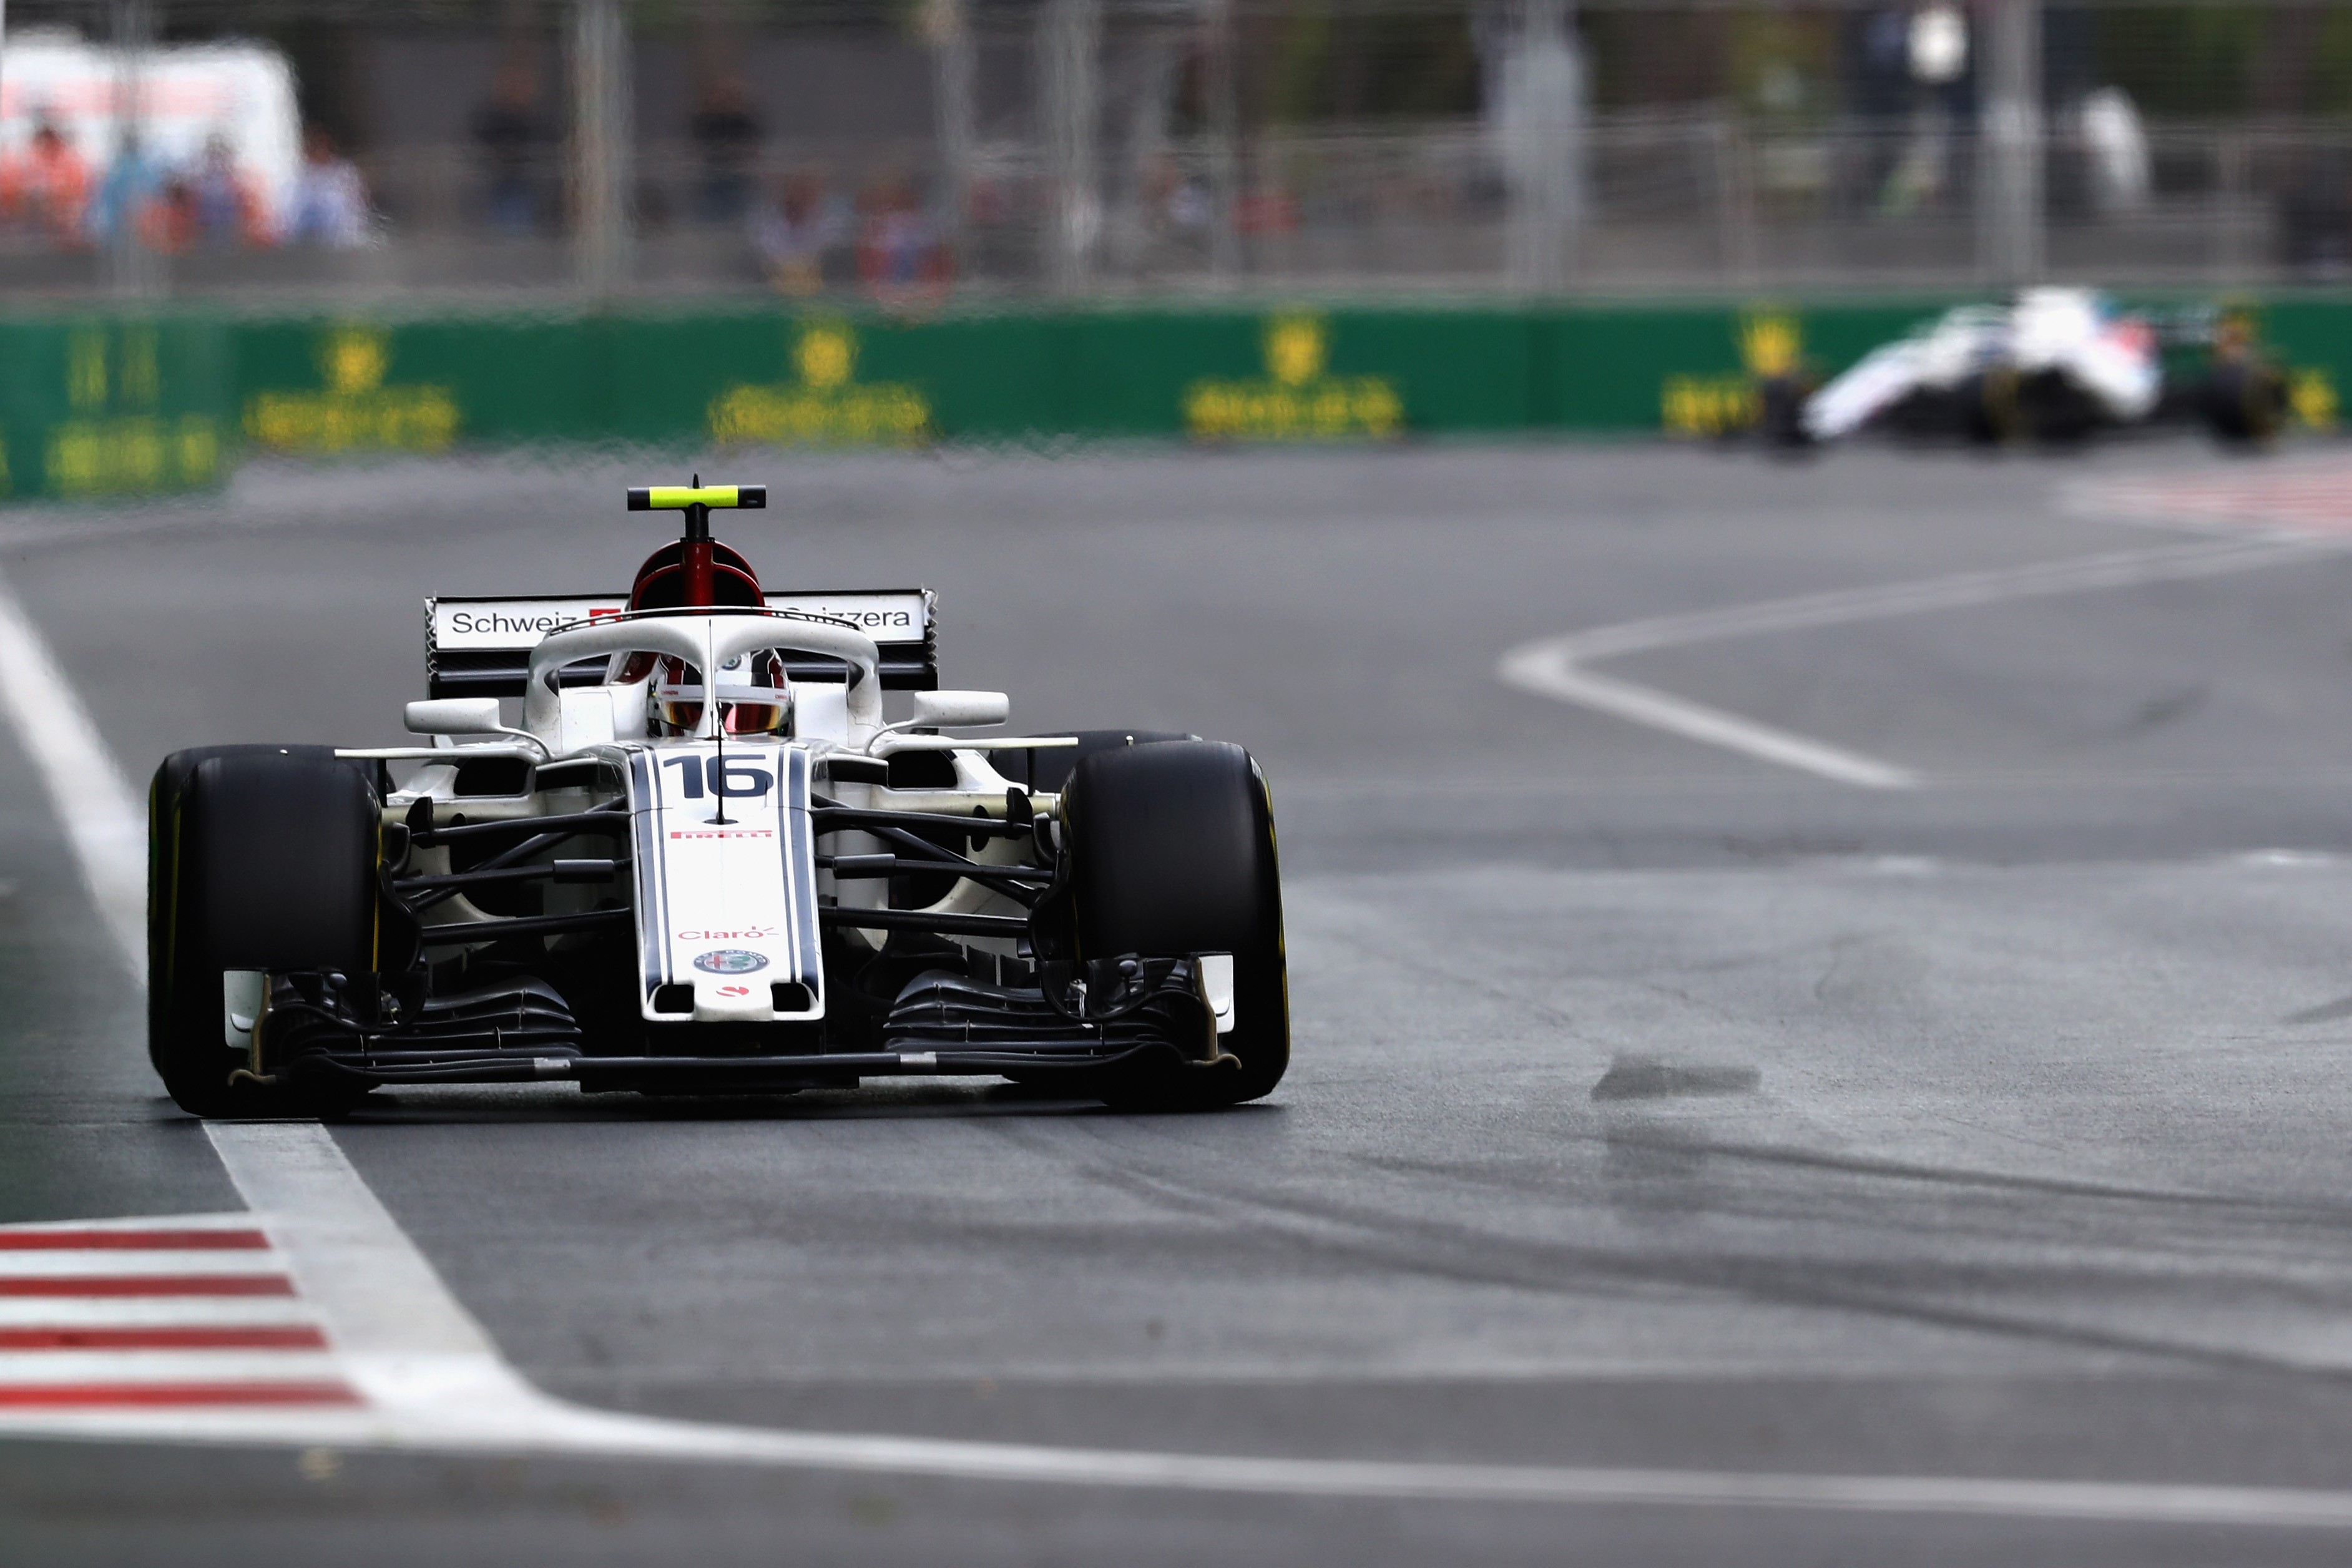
[405, 697, 505, 737]
[911, 690, 1009, 729]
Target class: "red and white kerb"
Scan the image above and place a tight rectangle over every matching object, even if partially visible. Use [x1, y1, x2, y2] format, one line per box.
[0, 1213, 358, 1411]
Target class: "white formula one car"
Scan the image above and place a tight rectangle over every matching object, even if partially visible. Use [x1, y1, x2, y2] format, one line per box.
[1773, 287, 2283, 448]
[147, 483, 1286, 1117]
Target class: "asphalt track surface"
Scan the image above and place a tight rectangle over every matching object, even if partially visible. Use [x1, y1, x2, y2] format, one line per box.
[12, 441, 2352, 1562]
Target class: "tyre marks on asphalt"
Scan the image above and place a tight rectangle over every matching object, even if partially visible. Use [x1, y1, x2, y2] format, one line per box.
[0, 1213, 358, 1413]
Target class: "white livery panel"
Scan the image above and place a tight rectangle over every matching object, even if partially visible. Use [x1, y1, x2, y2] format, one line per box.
[628, 742, 825, 1024]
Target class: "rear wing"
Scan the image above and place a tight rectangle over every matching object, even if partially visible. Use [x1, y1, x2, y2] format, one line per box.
[424, 590, 938, 697]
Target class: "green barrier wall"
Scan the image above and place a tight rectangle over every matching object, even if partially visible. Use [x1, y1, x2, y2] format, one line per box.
[0, 316, 230, 499]
[225, 297, 2347, 462]
[2, 293, 2345, 497]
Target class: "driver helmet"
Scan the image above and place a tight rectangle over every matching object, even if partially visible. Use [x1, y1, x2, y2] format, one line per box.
[646, 649, 793, 737]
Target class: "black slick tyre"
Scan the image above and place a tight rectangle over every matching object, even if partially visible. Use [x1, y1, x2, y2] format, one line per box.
[2205, 361, 2288, 448]
[2019, 370, 2098, 446]
[1961, 367, 2019, 446]
[1755, 375, 1814, 452]
[1010, 729, 1196, 796]
[149, 747, 379, 1117]
[1061, 738, 1287, 1110]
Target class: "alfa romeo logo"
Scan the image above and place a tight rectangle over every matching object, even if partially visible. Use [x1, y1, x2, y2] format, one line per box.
[692, 949, 770, 975]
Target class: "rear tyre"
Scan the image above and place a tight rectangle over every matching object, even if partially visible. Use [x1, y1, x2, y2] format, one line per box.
[2019, 370, 2098, 447]
[1961, 368, 2019, 446]
[149, 747, 379, 1117]
[1755, 375, 1814, 452]
[2205, 361, 2288, 448]
[1061, 739, 1287, 1111]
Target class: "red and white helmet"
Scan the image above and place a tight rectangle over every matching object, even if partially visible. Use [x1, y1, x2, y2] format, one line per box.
[641, 648, 792, 737]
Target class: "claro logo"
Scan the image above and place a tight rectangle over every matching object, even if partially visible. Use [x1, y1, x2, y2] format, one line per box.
[676, 926, 779, 941]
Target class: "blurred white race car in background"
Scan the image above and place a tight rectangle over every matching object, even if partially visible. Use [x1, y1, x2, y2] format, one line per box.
[1765, 287, 2285, 450]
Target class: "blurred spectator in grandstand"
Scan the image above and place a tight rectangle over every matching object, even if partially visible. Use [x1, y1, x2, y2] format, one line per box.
[1837, 6, 1914, 216]
[86, 130, 162, 250]
[139, 173, 200, 253]
[1235, 184, 1298, 236]
[0, 117, 91, 247]
[1166, 172, 1213, 235]
[858, 175, 948, 303]
[954, 172, 1019, 277]
[691, 74, 763, 223]
[185, 135, 267, 248]
[473, 57, 546, 234]
[1876, 2, 1972, 216]
[751, 170, 849, 295]
[1122, 154, 1210, 277]
[1846, 6, 1911, 123]
[748, 170, 851, 293]
[284, 126, 372, 247]
[1139, 154, 1209, 236]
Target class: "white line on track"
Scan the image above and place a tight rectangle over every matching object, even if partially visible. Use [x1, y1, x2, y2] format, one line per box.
[1497, 534, 2330, 788]
[0, 1351, 347, 1383]
[0, 566, 147, 978]
[0, 1297, 320, 1328]
[0, 1249, 295, 1278]
[13, 559, 2352, 1528]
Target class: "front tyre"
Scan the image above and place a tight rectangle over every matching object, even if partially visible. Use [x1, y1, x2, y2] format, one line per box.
[1061, 739, 1288, 1110]
[149, 747, 379, 1117]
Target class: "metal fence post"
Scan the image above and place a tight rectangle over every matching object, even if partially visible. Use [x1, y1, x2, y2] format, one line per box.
[926, 0, 975, 270]
[1979, 0, 2043, 285]
[572, 0, 632, 299]
[1713, 112, 1758, 290]
[2218, 129, 2250, 283]
[1041, 0, 1100, 294]
[107, 0, 160, 299]
[1501, 0, 1582, 294]
[1203, 0, 1239, 285]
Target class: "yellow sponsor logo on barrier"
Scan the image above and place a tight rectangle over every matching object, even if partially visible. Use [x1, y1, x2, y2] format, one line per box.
[1186, 316, 1403, 441]
[2292, 366, 2340, 431]
[1662, 375, 1759, 436]
[708, 322, 931, 446]
[1664, 310, 1801, 436]
[47, 414, 219, 497]
[244, 326, 461, 454]
[1739, 313, 1803, 379]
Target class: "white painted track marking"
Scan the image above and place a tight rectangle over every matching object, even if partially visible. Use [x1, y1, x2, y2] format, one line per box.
[1499, 534, 2326, 787]
[8, 561, 2352, 1527]
[1495, 654, 1919, 789]
[29, 1135, 2352, 1534]
[0, 566, 147, 979]
[0, 1248, 300, 1278]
